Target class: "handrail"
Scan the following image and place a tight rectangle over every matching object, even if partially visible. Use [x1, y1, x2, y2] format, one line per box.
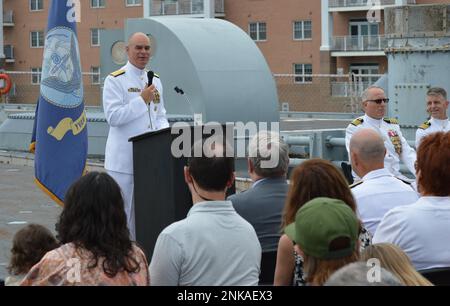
[330, 35, 387, 52]
[329, 0, 415, 8]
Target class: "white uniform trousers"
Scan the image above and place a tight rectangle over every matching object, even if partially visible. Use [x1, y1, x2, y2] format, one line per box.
[107, 170, 135, 240]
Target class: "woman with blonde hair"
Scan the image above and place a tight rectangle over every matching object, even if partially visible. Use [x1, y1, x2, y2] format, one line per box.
[361, 243, 433, 286]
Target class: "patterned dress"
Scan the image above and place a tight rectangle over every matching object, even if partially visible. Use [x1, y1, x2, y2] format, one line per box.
[20, 243, 150, 286]
[293, 226, 372, 286]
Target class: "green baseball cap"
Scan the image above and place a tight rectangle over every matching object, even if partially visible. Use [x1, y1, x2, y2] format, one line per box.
[284, 197, 359, 260]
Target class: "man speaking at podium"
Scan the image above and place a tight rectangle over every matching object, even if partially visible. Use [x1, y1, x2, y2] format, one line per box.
[103, 32, 169, 239]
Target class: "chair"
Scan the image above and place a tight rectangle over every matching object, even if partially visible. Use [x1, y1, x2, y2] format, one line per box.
[259, 251, 277, 286]
[340, 162, 354, 185]
[419, 267, 450, 286]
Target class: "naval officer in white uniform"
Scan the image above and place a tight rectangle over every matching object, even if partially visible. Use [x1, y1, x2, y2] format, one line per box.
[103, 32, 169, 239]
[349, 128, 418, 236]
[415, 87, 450, 149]
[345, 86, 416, 181]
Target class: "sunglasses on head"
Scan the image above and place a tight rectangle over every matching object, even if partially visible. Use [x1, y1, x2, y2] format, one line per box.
[366, 98, 389, 104]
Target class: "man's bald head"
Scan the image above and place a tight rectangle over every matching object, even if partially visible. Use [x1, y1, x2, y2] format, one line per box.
[127, 32, 150, 46]
[350, 129, 386, 164]
[126, 32, 151, 69]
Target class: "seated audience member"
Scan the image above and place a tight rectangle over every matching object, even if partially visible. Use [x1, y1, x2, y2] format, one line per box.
[21, 172, 149, 286]
[228, 131, 289, 252]
[150, 139, 261, 286]
[6, 224, 59, 286]
[349, 129, 418, 235]
[325, 262, 402, 286]
[274, 159, 371, 286]
[374, 132, 450, 271]
[284, 197, 360, 286]
[361, 243, 432, 286]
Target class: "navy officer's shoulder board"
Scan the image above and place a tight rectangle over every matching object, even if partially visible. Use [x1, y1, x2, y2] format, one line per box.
[110, 69, 126, 78]
[349, 181, 363, 189]
[394, 177, 412, 186]
[383, 117, 399, 125]
[419, 120, 431, 130]
[351, 117, 364, 126]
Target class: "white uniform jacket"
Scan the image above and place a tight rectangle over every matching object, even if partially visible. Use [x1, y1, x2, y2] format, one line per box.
[345, 114, 417, 178]
[415, 117, 450, 149]
[351, 168, 418, 236]
[373, 196, 450, 271]
[103, 62, 170, 174]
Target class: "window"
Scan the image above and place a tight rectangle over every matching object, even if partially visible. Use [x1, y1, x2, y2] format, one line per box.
[349, 21, 380, 50]
[91, 67, 100, 84]
[31, 68, 42, 85]
[126, 0, 142, 6]
[294, 64, 313, 83]
[91, 28, 101, 46]
[293, 20, 312, 40]
[191, 0, 203, 13]
[91, 0, 105, 8]
[249, 22, 267, 41]
[350, 64, 380, 91]
[30, 0, 43, 11]
[349, 21, 379, 37]
[30, 31, 44, 48]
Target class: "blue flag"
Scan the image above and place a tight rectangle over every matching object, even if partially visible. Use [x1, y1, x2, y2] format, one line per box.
[30, 0, 87, 206]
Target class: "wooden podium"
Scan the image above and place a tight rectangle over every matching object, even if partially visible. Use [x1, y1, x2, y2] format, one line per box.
[129, 124, 235, 259]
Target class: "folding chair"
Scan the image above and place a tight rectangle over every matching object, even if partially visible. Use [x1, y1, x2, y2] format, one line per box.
[259, 251, 277, 286]
[419, 267, 450, 286]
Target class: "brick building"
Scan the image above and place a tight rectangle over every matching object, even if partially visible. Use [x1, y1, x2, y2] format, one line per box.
[1, 0, 449, 111]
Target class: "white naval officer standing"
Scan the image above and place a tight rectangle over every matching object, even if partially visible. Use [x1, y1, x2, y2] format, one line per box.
[345, 86, 416, 180]
[415, 87, 450, 149]
[103, 32, 169, 239]
[349, 129, 418, 236]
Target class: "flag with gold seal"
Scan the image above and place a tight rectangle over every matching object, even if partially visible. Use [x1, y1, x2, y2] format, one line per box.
[30, 0, 87, 205]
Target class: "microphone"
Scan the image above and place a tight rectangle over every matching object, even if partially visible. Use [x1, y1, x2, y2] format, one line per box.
[174, 86, 184, 95]
[147, 71, 154, 86]
[146, 71, 154, 130]
[174, 86, 202, 126]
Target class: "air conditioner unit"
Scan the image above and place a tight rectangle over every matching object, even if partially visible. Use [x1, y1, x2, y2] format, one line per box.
[281, 102, 290, 112]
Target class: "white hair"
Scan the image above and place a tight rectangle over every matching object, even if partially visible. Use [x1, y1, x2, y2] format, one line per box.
[248, 131, 289, 177]
[361, 86, 385, 102]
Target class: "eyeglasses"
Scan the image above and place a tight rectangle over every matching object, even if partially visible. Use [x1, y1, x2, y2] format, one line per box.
[366, 98, 389, 104]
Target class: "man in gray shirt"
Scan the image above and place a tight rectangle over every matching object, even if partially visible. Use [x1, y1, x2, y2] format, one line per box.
[149, 138, 261, 286]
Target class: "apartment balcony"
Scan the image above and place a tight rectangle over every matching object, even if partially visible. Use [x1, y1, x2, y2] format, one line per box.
[3, 10, 14, 27]
[4, 45, 15, 63]
[330, 35, 387, 56]
[150, 0, 225, 17]
[329, 0, 416, 12]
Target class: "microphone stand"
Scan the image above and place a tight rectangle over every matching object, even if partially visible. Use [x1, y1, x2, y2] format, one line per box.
[174, 86, 202, 126]
[147, 71, 154, 130]
[148, 102, 153, 130]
